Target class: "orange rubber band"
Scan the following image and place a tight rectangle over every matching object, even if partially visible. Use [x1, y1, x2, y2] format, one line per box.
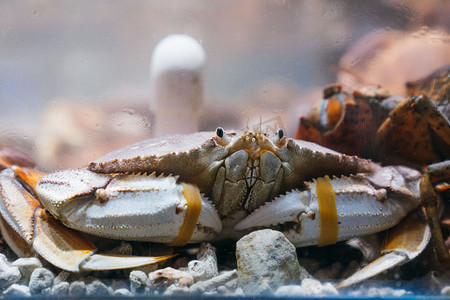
[317, 175, 338, 246]
[169, 183, 202, 246]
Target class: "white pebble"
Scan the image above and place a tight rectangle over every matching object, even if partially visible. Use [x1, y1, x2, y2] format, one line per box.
[275, 284, 304, 296]
[234, 287, 245, 296]
[163, 284, 190, 296]
[86, 280, 111, 296]
[12, 257, 42, 283]
[189, 270, 237, 294]
[236, 230, 307, 294]
[217, 285, 231, 295]
[276, 279, 339, 297]
[114, 288, 133, 296]
[51, 281, 69, 297]
[148, 267, 194, 292]
[129, 270, 148, 294]
[29, 268, 54, 294]
[300, 278, 339, 296]
[68, 281, 86, 297]
[41, 287, 52, 295]
[0, 254, 21, 289]
[188, 242, 218, 281]
[366, 287, 411, 297]
[442, 286, 450, 296]
[3, 283, 31, 297]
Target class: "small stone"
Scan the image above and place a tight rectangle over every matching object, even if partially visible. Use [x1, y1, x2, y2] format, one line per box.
[236, 229, 308, 294]
[241, 279, 273, 296]
[203, 289, 219, 296]
[86, 280, 111, 296]
[3, 283, 31, 297]
[299, 278, 339, 296]
[276, 280, 339, 297]
[441, 286, 450, 296]
[41, 287, 52, 295]
[148, 267, 194, 293]
[217, 285, 231, 295]
[188, 281, 206, 294]
[29, 268, 54, 294]
[0, 254, 21, 289]
[188, 242, 219, 281]
[114, 288, 133, 296]
[51, 281, 69, 297]
[163, 284, 190, 296]
[366, 287, 411, 297]
[68, 281, 86, 297]
[275, 284, 303, 296]
[234, 287, 245, 296]
[224, 277, 238, 289]
[12, 257, 42, 283]
[190, 270, 238, 294]
[129, 270, 148, 294]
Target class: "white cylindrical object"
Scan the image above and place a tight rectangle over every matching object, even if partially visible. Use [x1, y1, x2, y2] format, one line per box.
[150, 35, 205, 137]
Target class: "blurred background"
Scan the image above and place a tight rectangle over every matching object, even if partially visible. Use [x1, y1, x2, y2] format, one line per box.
[0, 0, 449, 170]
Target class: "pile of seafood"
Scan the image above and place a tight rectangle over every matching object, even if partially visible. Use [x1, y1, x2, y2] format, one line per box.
[0, 66, 448, 297]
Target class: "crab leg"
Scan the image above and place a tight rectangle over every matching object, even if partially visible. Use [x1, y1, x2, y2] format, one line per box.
[0, 169, 39, 255]
[421, 161, 450, 268]
[33, 207, 176, 272]
[411, 95, 450, 145]
[336, 211, 430, 288]
[376, 95, 450, 165]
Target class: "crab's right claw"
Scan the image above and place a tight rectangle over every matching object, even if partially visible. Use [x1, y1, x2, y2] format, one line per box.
[0, 168, 177, 272]
[36, 169, 222, 246]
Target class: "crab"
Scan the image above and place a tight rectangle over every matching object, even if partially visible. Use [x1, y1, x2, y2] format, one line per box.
[0, 128, 430, 289]
[296, 66, 450, 285]
[296, 66, 449, 166]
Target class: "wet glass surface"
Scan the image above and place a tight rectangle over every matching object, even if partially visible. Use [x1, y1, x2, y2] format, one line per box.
[0, 1, 449, 298]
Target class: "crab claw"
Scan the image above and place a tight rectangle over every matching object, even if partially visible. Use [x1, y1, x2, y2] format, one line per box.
[235, 166, 421, 248]
[36, 169, 222, 246]
[0, 167, 179, 272]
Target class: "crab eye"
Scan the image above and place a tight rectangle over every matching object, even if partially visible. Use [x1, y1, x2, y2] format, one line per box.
[216, 127, 224, 138]
[277, 128, 284, 139]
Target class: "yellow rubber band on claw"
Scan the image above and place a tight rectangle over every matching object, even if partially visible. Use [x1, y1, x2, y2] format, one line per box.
[169, 183, 202, 247]
[316, 175, 338, 246]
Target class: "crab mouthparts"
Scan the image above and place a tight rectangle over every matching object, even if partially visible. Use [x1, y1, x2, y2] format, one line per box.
[231, 132, 279, 161]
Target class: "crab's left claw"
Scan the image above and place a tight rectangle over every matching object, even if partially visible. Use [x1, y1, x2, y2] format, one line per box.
[236, 166, 421, 248]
